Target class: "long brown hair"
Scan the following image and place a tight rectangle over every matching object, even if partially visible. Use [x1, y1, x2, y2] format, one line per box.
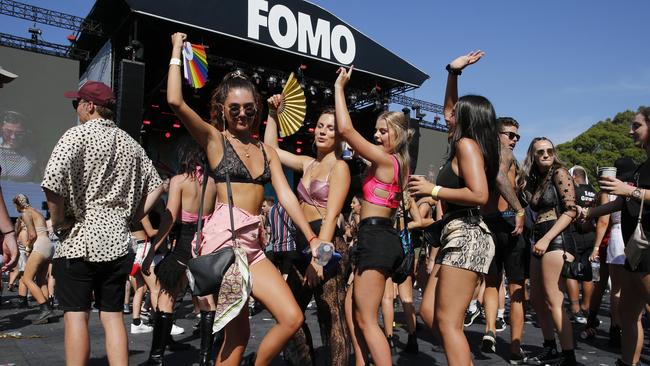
[209, 71, 263, 134]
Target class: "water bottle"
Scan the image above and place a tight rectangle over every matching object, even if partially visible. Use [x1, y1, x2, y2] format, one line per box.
[315, 242, 334, 266]
[591, 261, 600, 282]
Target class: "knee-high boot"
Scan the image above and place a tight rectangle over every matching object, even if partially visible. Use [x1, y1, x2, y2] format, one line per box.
[148, 312, 174, 365]
[198, 310, 216, 366]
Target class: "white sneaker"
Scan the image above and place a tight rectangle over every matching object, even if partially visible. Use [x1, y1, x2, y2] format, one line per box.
[170, 323, 185, 335]
[130, 322, 153, 334]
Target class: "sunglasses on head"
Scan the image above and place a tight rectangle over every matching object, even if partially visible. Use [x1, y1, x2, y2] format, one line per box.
[535, 148, 555, 157]
[224, 103, 257, 118]
[499, 131, 520, 141]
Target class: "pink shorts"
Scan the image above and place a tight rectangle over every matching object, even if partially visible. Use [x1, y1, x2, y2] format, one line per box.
[193, 203, 266, 266]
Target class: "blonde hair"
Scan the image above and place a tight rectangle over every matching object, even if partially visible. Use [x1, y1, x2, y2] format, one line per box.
[12, 194, 30, 210]
[378, 111, 413, 194]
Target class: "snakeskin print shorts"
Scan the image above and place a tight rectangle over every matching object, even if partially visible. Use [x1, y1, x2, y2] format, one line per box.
[436, 216, 495, 274]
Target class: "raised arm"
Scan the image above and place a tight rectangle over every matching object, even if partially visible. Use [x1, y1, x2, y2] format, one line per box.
[264, 94, 310, 171]
[444, 51, 485, 123]
[318, 161, 350, 243]
[167, 32, 221, 154]
[333, 66, 393, 170]
[266, 145, 323, 256]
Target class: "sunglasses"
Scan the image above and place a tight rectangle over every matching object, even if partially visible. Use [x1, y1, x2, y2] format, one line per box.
[224, 103, 257, 118]
[535, 148, 555, 157]
[72, 99, 89, 110]
[499, 131, 520, 141]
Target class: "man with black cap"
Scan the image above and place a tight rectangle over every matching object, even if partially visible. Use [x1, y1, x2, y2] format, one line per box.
[42, 81, 163, 365]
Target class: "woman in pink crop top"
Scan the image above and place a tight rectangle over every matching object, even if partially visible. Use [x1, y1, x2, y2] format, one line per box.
[334, 66, 423, 366]
[265, 98, 351, 366]
[141, 144, 218, 365]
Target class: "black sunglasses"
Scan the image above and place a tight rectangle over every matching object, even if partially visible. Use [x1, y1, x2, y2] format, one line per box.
[535, 148, 555, 157]
[224, 103, 257, 118]
[499, 131, 520, 141]
[72, 99, 89, 110]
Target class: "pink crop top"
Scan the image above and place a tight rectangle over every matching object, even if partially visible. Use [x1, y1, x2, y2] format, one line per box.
[180, 209, 211, 224]
[297, 159, 331, 208]
[362, 155, 401, 209]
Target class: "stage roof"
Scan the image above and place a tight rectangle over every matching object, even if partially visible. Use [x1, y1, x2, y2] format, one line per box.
[78, 0, 429, 91]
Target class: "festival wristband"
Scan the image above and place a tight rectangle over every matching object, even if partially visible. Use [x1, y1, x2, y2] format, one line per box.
[169, 58, 182, 66]
[431, 185, 442, 200]
[308, 235, 317, 244]
[516, 209, 525, 217]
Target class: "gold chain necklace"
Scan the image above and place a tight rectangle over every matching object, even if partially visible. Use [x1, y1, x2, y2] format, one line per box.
[227, 131, 253, 158]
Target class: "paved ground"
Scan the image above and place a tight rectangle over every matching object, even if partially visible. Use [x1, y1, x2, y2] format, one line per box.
[0, 281, 646, 366]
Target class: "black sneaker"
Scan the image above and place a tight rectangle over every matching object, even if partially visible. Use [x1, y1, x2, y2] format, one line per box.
[526, 345, 561, 365]
[405, 333, 419, 354]
[481, 330, 496, 354]
[464, 306, 481, 327]
[570, 311, 587, 324]
[386, 335, 397, 353]
[509, 349, 528, 365]
[32, 304, 53, 325]
[496, 316, 507, 332]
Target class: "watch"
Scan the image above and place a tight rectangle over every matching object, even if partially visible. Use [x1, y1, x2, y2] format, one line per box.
[632, 188, 643, 200]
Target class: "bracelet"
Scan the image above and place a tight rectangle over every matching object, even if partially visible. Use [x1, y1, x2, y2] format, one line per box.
[515, 209, 525, 217]
[1, 229, 14, 235]
[308, 235, 317, 244]
[446, 64, 462, 76]
[169, 58, 182, 66]
[431, 185, 442, 200]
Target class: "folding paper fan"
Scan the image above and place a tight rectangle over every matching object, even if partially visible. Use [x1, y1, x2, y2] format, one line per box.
[181, 42, 208, 89]
[277, 72, 306, 137]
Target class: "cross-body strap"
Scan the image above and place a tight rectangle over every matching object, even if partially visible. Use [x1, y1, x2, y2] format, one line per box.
[193, 159, 210, 257]
[222, 133, 238, 247]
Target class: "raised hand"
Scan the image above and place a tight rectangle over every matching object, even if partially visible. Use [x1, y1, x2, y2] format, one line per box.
[599, 176, 635, 198]
[448, 50, 485, 72]
[171, 32, 187, 48]
[267, 94, 283, 112]
[334, 65, 354, 89]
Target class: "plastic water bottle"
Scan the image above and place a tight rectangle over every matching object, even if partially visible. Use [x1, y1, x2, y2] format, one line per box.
[591, 261, 600, 282]
[315, 243, 334, 266]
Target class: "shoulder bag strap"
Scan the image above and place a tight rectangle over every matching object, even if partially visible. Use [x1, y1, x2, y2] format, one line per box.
[193, 159, 210, 257]
[222, 133, 238, 247]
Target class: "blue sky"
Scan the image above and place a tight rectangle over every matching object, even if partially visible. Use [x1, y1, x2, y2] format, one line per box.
[2, 0, 649, 159]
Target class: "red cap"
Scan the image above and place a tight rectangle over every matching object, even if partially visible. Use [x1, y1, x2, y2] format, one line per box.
[64, 81, 115, 106]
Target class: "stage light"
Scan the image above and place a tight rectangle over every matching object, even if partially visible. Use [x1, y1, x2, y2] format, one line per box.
[280, 77, 287, 86]
[164, 132, 171, 138]
[300, 64, 307, 70]
[150, 104, 160, 108]
[277, 138, 284, 142]
[172, 123, 181, 128]
[323, 88, 332, 98]
[267, 75, 277, 88]
[308, 127, 315, 133]
[143, 120, 151, 125]
[349, 93, 358, 104]
[296, 140, 303, 145]
[308, 86, 317, 96]
[296, 147, 302, 154]
[252, 72, 261, 85]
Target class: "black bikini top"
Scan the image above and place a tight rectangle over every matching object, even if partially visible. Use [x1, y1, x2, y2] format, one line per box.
[211, 138, 271, 185]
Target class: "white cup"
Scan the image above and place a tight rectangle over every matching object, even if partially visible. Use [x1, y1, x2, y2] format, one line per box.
[598, 167, 617, 179]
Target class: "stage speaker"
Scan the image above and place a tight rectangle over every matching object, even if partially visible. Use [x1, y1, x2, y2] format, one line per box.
[116, 59, 145, 140]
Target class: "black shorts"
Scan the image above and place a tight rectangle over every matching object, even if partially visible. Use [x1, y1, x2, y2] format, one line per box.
[269, 250, 302, 275]
[533, 220, 576, 256]
[52, 252, 135, 312]
[353, 217, 403, 276]
[485, 215, 529, 282]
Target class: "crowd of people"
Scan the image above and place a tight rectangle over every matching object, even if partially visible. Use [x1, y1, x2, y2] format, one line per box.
[1, 32, 650, 366]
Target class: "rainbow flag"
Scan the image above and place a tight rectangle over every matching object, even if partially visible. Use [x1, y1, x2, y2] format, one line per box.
[181, 42, 208, 89]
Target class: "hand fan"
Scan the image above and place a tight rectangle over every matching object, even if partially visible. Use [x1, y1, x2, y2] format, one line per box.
[277, 72, 306, 137]
[181, 42, 208, 89]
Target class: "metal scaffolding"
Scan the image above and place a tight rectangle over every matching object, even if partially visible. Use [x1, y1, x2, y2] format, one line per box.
[0, 32, 89, 60]
[0, 0, 103, 36]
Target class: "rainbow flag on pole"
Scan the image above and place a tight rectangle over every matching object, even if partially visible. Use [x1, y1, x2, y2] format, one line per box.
[182, 42, 208, 89]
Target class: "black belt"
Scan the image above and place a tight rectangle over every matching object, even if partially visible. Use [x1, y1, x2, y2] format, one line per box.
[442, 208, 481, 225]
[359, 217, 393, 227]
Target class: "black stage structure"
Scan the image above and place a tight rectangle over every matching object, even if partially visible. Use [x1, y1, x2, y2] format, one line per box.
[75, 0, 430, 183]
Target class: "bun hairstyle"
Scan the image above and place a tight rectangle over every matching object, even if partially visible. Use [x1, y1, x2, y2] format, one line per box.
[12, 193, 30, 210]
[377, 110, 413, 193]
[209, 70, 263, 133]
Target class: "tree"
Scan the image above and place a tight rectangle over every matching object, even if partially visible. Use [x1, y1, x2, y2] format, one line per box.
[556, 107, 647, 185]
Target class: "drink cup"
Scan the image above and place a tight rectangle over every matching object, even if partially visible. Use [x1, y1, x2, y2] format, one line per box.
[598, 167, 617, 179]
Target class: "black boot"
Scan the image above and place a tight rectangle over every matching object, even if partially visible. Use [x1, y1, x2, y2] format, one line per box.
[198, 311, 216, 366]
[148, 312, 173, 365]
[32, 302, 53, 324]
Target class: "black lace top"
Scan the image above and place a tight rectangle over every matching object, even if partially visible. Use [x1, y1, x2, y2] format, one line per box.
[528, 167, 576, 214]
[211, 138, 271, 185]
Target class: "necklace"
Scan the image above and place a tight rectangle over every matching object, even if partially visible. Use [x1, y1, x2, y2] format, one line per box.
[227, 131, 253, 158]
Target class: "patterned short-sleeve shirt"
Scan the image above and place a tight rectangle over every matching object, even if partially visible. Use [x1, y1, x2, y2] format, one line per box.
[41, 118, 162, 262]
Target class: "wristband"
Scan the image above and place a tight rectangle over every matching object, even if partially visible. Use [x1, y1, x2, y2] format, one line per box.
[308, 235, 317, 244]
[1, 229, 14, 235]
[515, 209, 525, 217]
[446, 64, 462, 76]
[431, 185, 442, 200]
[169, 58, 182, 66]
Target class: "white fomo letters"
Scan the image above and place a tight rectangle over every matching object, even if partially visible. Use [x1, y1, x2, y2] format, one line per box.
[247, 0, 356, 65]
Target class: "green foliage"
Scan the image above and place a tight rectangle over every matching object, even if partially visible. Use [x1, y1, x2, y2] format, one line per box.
[556, 108, 647, 185]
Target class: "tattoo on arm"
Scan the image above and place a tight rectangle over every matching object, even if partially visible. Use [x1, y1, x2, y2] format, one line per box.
[496, 148, 522, 211]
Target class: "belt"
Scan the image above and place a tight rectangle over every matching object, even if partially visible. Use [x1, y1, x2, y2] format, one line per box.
[483, 210, 516, 219]
[442, 208, 481, 225]
[359, 217, 393, 227]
